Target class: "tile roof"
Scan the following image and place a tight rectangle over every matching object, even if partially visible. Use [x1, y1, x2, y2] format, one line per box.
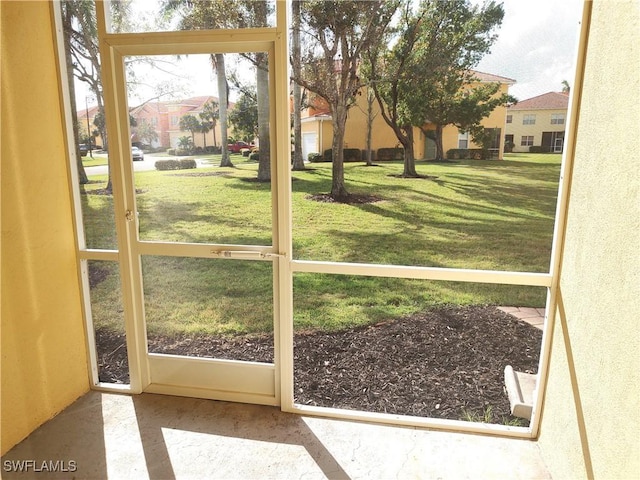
[471, 70, 517, 85]
[77, 104, 100, 119]
[509, 91, 569, 111]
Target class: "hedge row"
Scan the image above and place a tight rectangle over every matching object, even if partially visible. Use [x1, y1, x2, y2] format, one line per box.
[167, 146, 221, 156]
[376, 147, 404, 161]
[155, 159, 197, 171]
[446, 148, 491, 160]
[308, 147, 405, 163]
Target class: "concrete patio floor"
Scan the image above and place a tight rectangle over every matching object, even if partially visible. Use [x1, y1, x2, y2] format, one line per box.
[2, 391, 551, 479]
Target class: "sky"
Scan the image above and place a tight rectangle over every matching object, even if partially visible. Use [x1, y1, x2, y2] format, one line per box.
[76, 0, 585, 108]
[475, 0, 584, 100]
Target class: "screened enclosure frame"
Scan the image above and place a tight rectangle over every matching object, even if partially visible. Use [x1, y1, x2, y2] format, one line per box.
[53, 0, 591, 439]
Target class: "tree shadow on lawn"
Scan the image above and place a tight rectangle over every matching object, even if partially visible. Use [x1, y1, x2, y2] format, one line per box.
[135, 197, 272, 245]
[436, 173, 559, 219]
[323, 223, 552, 273]
[428, 158, 562, 184]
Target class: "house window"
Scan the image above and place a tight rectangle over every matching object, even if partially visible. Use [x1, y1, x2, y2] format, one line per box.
[170, 115, 178, 126]
[151, 117, 158, 126]
[551, 113, 565, 125]
[521, 135, 534, 146]
[523, 114, 536, 125]
[506, 114, 512, 124]
[458, 131, 469, 149]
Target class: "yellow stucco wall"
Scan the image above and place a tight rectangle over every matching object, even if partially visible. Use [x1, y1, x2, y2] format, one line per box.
[1, 1, 89, 454]
[507, 108, 567, 153]
[537, 2, 640, 478]
[303, 82, 510, 160]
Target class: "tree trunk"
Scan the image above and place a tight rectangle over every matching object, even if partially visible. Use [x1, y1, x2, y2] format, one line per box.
[365, 89, 375, 166]
[216, 54, 233, 167]
[291, 0, 305, 171]
[434, 123, 446, 162]
[401, 127, 418, 177]
[256, 52, 270, 182]
[62, 7, 88, 185]
[330, 105, 349, 200]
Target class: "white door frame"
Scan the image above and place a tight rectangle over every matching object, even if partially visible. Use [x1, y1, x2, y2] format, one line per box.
[93, 1, 292, 404]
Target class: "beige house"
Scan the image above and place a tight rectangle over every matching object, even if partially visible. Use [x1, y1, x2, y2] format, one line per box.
[505, 91, 569, 153]
[301, 71, 515, 161]
[2, 3, 638, 480]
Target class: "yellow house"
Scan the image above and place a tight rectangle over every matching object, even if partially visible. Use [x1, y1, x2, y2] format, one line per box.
[505, 91, 570, 153]
[2, 3, 639, 480]
[300, 71, 515, 161]
[76, 104, 104, 148]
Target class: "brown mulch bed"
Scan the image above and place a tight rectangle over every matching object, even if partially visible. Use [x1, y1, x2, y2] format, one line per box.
[306, 193, 384, 204]
[95, 305, 541, 424]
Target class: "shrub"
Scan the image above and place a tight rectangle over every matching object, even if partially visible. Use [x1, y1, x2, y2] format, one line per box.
[308, 152, 322, 163]
[377, 147, 404, 161]
[446, 148, 489, 160]
[322, 148, 362, 162]
[241, 148, 252, 157]
[361, 149, 376, 161]
[155, 159, 181, 170]
[155, 158, 197, 171]
[176, 149, 192, 156]
[167, 148, 176, 156]
[529, 146, 545, 153]
[194, 146, 204, 154]
[205, 146, 221, 154]
[179, 158, 197, 169]
[249, 152, 259, 162]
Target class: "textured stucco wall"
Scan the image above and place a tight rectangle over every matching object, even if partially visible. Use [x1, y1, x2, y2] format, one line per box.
[507, 109, 567, 153]
[537, 2, 640, 478]
[1, 1, 89, 454]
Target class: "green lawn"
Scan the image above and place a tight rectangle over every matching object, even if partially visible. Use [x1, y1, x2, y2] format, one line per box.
[81, 155, 108, 167]
[83, 153, 561, 336]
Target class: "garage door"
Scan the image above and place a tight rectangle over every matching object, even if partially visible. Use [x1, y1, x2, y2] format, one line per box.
[302, 132, 317, 162]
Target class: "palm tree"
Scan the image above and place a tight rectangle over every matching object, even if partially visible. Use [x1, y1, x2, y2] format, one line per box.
[199, 99, 219, 147]
[561, 80, 571, 93]
[211, 54, 233, 167]
[291, 0, 305, 171]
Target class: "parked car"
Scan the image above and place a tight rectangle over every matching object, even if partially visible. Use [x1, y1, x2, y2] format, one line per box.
[78, 144, 88, 156]
[227, 141, 252, 153]
[131, 146, 144, 161]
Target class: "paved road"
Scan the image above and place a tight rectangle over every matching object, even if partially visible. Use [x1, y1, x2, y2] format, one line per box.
[84, 153, 166, 176]
[84, 154, 210, 175]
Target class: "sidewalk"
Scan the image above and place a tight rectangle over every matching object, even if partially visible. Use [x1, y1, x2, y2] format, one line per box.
[498, 306, 545, 330]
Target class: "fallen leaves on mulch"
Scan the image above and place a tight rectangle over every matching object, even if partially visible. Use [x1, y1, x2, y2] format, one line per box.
[305, 193, 384, 204]
[95, 305, 541, 425]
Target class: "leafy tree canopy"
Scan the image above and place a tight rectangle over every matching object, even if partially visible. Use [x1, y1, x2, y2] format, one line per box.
[229, 88, 258, 142]
[369, 0, 511, 164]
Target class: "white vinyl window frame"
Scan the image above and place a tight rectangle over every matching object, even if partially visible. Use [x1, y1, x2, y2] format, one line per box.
[523, 114, 536, 125]
[53, 0, 591, 440]
[521, 135, 535, 146]
[458, 131, 469, 149]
